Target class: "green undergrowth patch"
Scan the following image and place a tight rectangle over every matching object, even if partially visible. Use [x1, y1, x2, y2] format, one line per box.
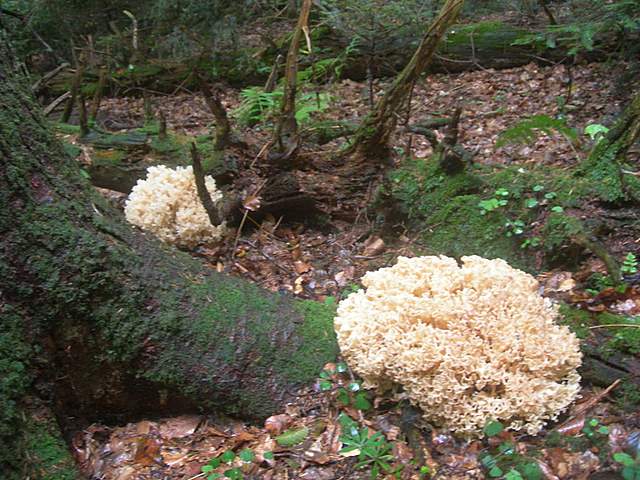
[22, 417, 79, 480]
[388, 159, 593, 271]
[559, 304, 640, 410]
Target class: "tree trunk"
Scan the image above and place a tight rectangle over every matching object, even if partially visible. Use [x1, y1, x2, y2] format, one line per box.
[272, 0, 312, 161]
[197, 74, 232, 151]
[579, 92, 640, 203]
[0, 31, 338, 478]
[60, 51, 85, 123]
[89, 65, 107, 122]
[347, 0, 464, 160]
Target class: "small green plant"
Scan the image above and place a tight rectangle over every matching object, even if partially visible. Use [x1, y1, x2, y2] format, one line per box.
[233, 86, 331, 127]
[582, 418, 609, 439]
[504, 220, 525, 237]
[584, 273, 626, 295]
[479, 189, 509, 214]
[613, 452, 640, 480]
[480, 421, 543, 480]
[521, 237, 541, 250]
[622, 253, 638, 275]
[201, 448, 254, 479]
[318, 363, 371, 410]
[339, 417, 398, 479]
[585, 123, 610, 143]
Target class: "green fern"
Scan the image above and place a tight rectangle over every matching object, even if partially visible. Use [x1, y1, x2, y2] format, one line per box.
[232, 87, 282, 126]
[232, 87, 331, 127]
[496, 115, 577, 148]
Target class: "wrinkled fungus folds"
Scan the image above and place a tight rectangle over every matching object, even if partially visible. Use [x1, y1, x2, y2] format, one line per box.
[334, 255, 582, 436]
[125, 165, 225, 248]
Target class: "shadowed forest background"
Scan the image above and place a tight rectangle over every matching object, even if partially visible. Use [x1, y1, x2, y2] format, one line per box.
[1, 0, 640, 478]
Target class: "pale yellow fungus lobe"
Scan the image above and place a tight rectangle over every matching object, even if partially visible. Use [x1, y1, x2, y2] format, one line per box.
[335, 255, 582, 436]
[125, 165, 225, 248]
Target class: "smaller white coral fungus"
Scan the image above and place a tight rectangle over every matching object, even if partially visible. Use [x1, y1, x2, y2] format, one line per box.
[335, 255, 582, 436]
[124, 165, 225, 248]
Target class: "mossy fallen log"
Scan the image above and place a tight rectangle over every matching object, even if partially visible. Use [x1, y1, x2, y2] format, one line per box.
[0, 34, 338, 479]
[338, 20, 576, 79]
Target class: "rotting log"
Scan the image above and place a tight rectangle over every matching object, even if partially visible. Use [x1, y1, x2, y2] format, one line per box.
[0, 31, 338, 479]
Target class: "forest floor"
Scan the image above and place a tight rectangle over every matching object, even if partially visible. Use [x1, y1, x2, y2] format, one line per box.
[60, 60, 640, 479]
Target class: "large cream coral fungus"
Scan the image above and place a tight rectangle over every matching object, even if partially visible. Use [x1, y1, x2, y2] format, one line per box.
[124, 165, 225, 248]
[335, 255, 582, 436]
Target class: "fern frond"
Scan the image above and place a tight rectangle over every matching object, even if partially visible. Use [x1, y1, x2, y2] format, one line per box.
[496, 115, 577, 148]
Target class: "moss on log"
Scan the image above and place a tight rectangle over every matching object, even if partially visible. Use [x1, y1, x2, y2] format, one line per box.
[0, 31, 338, 479]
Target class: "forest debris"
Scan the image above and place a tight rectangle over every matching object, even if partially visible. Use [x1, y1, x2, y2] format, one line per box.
[362, 236, 385, 256]
[294, 260, 312, 274]
[265, 414, 293, 436]
[133, 437, 163, 466]
[158, 415, 202, 439]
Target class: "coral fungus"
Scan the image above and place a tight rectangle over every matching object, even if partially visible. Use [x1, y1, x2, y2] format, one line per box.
[125, 165, 225, 248]
[334, 255, 582, 436]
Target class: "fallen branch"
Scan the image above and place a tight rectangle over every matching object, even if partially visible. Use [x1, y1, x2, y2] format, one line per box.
[32, 62, 70, 92]
[43, 92, 71, 116]
[554, 379, 621, 433]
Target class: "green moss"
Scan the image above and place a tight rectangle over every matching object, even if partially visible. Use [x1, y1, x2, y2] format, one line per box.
[390, 160, 535, 269]
[91, 149, 127, 166]
[23, 419, 79, 480]
[0, 305, 31, 475]
[51, 123, 81, 135]
[137, 121, 161, 135]
[558, 303, 591, 339]
[597, 312, 640, 355]
[441, 21, 526, 50]
[616, 382, 640, 411]
[285, 298, 339, 382]
[542, 212, 584, 257]
[150, 135, 184, 155]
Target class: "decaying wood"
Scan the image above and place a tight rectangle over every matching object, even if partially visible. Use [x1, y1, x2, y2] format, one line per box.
[43, 91, 71, 116]
[347, 0, 464, 160]
[197, 74, 231, 151]
[31, 62, 70, 93]
[264, 54, 283, 93]
[191, 143, 222, 227]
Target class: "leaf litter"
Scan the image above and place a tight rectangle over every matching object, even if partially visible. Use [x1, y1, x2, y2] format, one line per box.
[70, 58, 640, 479]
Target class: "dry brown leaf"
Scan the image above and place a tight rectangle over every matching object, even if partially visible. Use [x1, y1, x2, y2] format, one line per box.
[294, 260, 312, 274]
[159, 415, 202, 439]
[362, 236, 385, 256]
[265, 414, 293, 436]
[133, 437, 162, 466]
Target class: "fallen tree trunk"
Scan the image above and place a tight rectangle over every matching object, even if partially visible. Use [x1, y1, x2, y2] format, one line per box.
[0, 32, 338, 479]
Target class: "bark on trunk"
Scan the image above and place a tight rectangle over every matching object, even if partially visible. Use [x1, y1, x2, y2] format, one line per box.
[198, 74, 232, 151]
[60, 52, 85, 123]
[0, 32, 337, 478]
[272, 0, 312, 160]
[347, 0, 464, 160]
